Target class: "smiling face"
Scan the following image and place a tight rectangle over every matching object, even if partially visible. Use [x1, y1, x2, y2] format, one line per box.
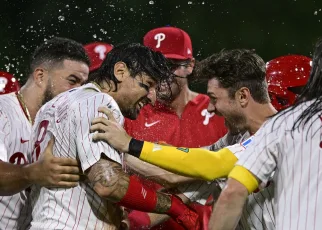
[114, 64, 157, 120]
[42, 59, 89, 104]
[207, 78, 247, 131]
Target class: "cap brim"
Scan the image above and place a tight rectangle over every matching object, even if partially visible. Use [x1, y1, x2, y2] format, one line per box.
[164, 53, 191, 60]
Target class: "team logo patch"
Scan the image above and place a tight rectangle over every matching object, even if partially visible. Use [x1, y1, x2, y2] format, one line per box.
[176, 147, 189, 153]
[94, 45, 107, 60]
[241, 136, 254, 149]
[201, 109, 215, 125]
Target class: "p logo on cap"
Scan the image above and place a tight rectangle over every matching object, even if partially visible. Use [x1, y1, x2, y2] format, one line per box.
[144, 26, 193, 60]
[154, 33, 166, 48]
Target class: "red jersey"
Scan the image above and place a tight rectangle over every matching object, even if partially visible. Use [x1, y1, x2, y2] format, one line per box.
[125, 94, 227, 148]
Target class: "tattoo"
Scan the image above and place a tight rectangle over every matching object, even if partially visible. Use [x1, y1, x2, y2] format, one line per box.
[87, 154, 130, 202]
[155, 193, 171, 213]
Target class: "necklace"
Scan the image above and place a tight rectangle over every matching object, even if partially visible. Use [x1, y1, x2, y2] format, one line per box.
[16, 91, 32, 124]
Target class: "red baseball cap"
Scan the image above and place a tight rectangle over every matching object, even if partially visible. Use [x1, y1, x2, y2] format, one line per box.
[0, 71, 20, 95]
[84, 42, 113, 72]
[143, 27, 193, 60]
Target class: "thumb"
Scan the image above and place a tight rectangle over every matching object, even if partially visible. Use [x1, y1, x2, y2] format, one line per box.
[98, 106, 117, 122]
[43, 136, 55, 156]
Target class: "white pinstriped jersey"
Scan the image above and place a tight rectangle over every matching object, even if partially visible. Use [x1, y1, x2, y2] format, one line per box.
[237, 101, 322, 230]
[192, 132, 275, 230]
[0, 92, 32, 230]
[29, 83, 125, 230]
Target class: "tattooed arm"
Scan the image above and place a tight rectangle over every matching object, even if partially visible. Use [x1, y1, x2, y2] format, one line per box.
[86, 154, 130, 202]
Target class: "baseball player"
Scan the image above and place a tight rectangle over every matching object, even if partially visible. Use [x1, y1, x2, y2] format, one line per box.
[210, 39, 322, 230]
[0, 37, 90, 229]
[0, 71, 20, 95]
[124, 26, 227, 230]
[84, 42, 113, 73]
[90, 51, 311, 230]
[29, 43, 200, 230]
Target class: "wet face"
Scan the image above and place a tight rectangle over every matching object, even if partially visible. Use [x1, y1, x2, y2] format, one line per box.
[42, 59, 89, 104]
[157, 59, 194, 103]
[117, 72, 157, 120]
[207, 78, 247, 131]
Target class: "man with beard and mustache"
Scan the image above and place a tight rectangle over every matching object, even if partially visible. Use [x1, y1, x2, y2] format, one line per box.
[0, 37, 90, 229]
[123, 27, 227, 230]
[89, 50, 312, 230]
[29, 43, 200, 230]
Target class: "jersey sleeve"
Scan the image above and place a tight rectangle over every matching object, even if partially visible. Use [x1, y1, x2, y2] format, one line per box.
[233, 118, 283, 187]
[75, 94, 125, 172]
[139, 142, 241, 181]
[0, 105, 10, 162]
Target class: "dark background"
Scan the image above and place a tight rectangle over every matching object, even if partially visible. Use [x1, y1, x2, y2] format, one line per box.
[1, 0, 321, 91]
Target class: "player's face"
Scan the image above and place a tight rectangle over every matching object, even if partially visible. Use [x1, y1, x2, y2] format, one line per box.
[42, 59, 89, 104]
[207, 78, 247, 131]
[118, 73, 157, 120]
[157, 59, 193, 103]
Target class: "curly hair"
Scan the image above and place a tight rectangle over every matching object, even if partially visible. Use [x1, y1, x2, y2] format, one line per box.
[196, 49, 269, 104]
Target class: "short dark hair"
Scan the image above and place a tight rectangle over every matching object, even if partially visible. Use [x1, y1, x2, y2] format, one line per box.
[29, 37, 90, 75]
[198, 49, 269, 103]
[89, 43, 173, 91]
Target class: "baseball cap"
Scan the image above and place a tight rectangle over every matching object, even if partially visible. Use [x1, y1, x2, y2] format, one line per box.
[143, 27, 193, 60]
[84, 42, 113, 72]
[0, 71, 20, 95]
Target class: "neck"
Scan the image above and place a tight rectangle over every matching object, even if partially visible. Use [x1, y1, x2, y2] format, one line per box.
[247, 103, 277, 134]
[19, 82, 44, 124]
[165, 84, 198, 117]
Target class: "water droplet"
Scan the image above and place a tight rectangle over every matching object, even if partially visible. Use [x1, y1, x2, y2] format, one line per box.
[65, 4, 69, 8]
[130, 8, 134, 11]
[149, 1, 154, 4]
[314, 11, 318, 15]
[188, 1, 193, 4]
[93, 34, 97, 38]
[202, 1, 205, 4]
[87, 8, 92, 12]
[58, 16, 65, 21]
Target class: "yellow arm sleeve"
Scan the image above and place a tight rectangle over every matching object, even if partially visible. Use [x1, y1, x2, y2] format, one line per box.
[139, 142, 238, 181]
[228, 166, 259, 194]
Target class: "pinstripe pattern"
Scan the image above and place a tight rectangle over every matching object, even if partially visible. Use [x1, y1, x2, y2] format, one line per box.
[208, 132, 275, 230]
[0, 93, 32, 230]
[29, 83, 125, 230]
[238, 101, 322, 230]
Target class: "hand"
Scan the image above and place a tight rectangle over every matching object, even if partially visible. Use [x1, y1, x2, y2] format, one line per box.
[90, 106, 132, 153]
[28, 137, 81, 188]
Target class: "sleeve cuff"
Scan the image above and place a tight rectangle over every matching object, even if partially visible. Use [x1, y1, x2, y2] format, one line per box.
[228, 165, 259, 194]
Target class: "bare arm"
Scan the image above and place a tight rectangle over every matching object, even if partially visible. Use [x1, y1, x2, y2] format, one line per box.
[125, 154, 198, 188]
[0, 138, 80, 196]
[209, 178, 248, 230]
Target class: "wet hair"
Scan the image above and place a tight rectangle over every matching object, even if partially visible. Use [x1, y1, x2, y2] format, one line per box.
[89, 43, 173, 91]
[196, 49, 269, 103]
[29, 37, 90, 75]
[273, 38, 322, 132]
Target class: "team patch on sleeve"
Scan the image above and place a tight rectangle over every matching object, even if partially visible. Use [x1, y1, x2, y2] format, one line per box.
[176, 147, 189, 153]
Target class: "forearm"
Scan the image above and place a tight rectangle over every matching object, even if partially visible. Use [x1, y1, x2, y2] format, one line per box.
[125, 154, 197, 188]
[0, 161, 34, 196]
[129, 139, 238, 181]
[209, 179, 248, 230]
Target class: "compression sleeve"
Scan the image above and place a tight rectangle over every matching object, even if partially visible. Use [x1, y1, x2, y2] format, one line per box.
[137, 141, 238, 181]
[228, 165, 259, 194]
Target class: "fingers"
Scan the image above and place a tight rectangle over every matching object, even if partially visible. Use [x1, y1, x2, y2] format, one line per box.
[91, 117, 110, 126]
[53, 165, 81, 174]
[43, 136, 55, 155]
[98, 106, 117, 122]
[92, 133, 108, 142]
[52, 157, 79, 167]
[50, 181, 79, 188]
[90, 123, 109, 133]
[58, 174, 81, 183]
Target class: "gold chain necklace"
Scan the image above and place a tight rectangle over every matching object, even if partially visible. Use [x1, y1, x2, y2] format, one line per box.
[16, 91, 32, 124]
